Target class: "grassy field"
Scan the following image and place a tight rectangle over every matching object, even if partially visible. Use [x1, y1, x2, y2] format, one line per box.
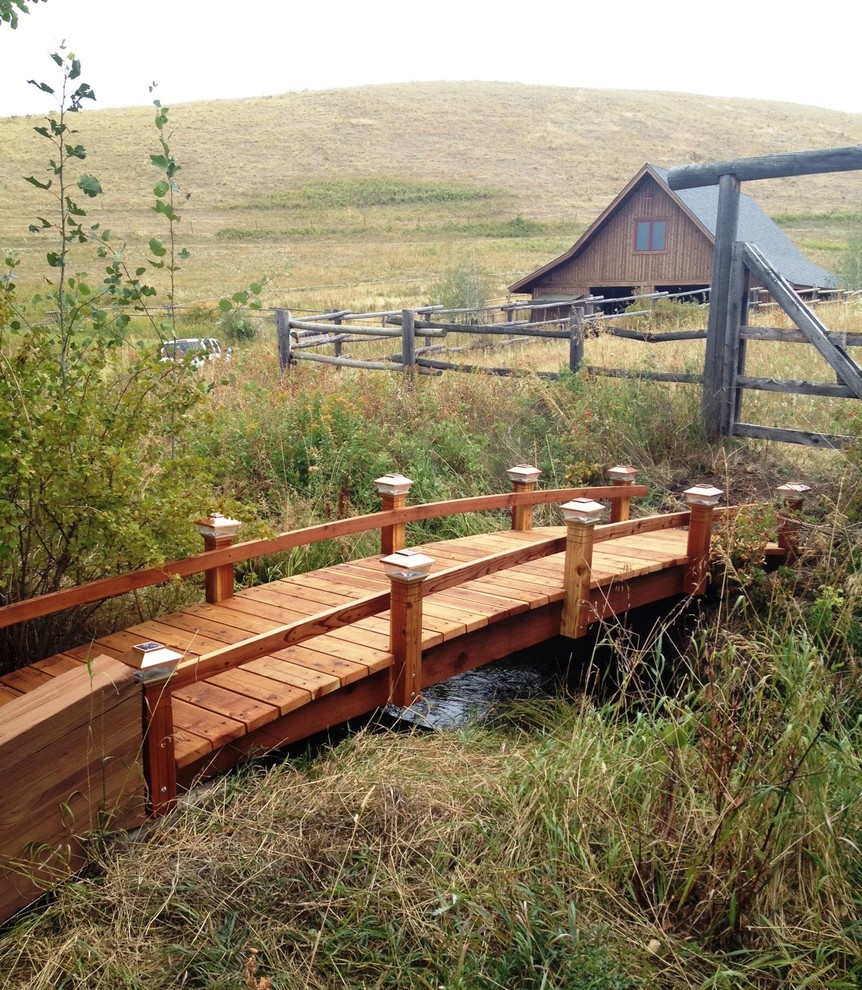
[2, 81, 862, 312]
[2, 81, 862, 989]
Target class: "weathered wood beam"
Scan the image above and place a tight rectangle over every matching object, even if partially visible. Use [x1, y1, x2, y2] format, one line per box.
[731, 422, 849, 448]
[736, 376, 857, 398]
[583, 366, 703, 384]
[667, 145, 862, 189]
[740, 327, 862, 346]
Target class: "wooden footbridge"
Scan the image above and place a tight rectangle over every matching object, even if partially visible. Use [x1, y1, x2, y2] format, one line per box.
[0, 467, 806, 924]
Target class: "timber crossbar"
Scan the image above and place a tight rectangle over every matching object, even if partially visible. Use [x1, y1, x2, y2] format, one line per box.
[0, 485, 647, 631]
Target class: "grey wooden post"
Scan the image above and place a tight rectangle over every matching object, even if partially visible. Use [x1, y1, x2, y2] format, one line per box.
[720, 241, 752, 437]
[702, 174, 740, 439]
[569, 304, 585, 373]
[276, 308, 292, 372]
[402, 309, 416, 381]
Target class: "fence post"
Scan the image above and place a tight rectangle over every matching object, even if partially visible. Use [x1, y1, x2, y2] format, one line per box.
[276, 308, 292, 372]
[194, 512, 242, 604]
[374, 473, 414, 555]
[776, 482, 811, 562]
[702, 173, 741, 440]
[568, 304, 585, 372]
[120, 642, 183, 817]
[683, 484, 723, 594]
[560, 497, 606, 639]
[402, 309, 416, 381]
[507, 464, 542, 532]
[381, 549, 434, 707]
[607, 464, 639, 523]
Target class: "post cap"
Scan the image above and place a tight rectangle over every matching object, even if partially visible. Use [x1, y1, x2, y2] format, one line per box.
[380, 547, 435, 581]
[683, 484, 723, 507]
[374, 473, 414, 496]
[121, 641, 183, 675]
[776, 482, 812, 500]
[194, 511, 242, 539]
[560, 497, 606, 524]
[608, 464, 639, 484]
[506, 464, 542, 485]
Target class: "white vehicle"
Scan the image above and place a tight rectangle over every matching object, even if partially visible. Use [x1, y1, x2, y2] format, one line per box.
[160, 337, 230, 368]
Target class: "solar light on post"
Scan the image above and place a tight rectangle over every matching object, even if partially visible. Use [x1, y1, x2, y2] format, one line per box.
[374, 473, 414, 555]
[120, 641, 184, 816]
[683, 484, 723, 594]
[776, 482, 811, 562]
[381, 548, 434, 707]
[560, 497, 606, 638]
[608, 464, 639, 523]
[507, 464, 542, 532]
[194, 512, 242, 604]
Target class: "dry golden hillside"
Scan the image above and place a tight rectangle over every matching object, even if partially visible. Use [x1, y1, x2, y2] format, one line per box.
[1, 81, 861, 310]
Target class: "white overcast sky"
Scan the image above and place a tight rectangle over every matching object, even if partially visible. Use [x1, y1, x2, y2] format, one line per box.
[1, 0, 861, 118]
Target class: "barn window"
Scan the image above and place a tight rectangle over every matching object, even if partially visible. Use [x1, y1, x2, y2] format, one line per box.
[635, 219, 667, 252]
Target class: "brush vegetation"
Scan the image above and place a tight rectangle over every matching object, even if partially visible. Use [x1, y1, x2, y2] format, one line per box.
[2, 71, 862, 988]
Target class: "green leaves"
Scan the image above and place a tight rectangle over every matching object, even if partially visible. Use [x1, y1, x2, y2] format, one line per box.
[77, 174, 102, 197]
[148, 237, 167, 257]
[24, 174, 52, 190]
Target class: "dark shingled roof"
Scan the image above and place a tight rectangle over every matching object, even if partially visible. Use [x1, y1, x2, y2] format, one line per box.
[651, 165, 839, 289]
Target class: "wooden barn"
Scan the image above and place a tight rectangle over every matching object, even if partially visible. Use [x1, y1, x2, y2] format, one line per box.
[509, 163, 838, 309]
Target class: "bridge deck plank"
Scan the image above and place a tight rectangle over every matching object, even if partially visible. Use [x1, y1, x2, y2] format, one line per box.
[0, 524, 696, 778]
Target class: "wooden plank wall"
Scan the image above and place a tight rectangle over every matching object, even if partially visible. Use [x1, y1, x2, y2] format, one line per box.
[0, 656, 146, 926]
[535, 176, 714, 296]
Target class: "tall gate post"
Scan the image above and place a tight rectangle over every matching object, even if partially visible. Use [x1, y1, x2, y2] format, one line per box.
[702, 174, 740, 440]
[560, 497, 606, 639]
[381, 549, 434, 707]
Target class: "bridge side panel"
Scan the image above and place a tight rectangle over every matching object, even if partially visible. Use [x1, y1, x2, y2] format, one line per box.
[0, 657, 146, 926]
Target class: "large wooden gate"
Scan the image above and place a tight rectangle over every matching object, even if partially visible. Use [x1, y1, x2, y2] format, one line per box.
[668, 147, 862, 447]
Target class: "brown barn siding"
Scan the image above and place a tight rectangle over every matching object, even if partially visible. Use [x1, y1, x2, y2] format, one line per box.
[532, 177, 714, 296]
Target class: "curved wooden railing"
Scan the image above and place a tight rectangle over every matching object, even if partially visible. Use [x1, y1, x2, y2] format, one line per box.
[0, 481, 648, 631]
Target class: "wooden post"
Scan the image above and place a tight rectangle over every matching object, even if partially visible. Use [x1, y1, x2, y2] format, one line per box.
[507, 464, 542, 531]
[560, 498, 605, 639]
[607, 464, 639, 523]
[142, 677, 177, 816]
[381, 549, 434, 707]
[276, 308, 292, 372]
[194, 512, 242, 604]
[776, 482, 811, 562]
[333, 313, 343, 365]
[720, 241, 751, 437]
[569, 305, 585, 372]
[702, 174, 741, 440]
[402, 309, 416, 381]
[374, 473, 414, 555]
[118, 642, 183, 817]
[683, 484, 723, 594]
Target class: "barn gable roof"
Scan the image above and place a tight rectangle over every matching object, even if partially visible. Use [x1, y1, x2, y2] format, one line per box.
[509, 163, 838, 293]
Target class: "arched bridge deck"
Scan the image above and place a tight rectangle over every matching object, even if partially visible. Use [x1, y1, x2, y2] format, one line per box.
[0, 471, 805, 925]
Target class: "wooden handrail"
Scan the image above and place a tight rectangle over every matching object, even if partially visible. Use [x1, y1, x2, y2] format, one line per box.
[171, 508, 688, 689]
[0, 485, 648, 630]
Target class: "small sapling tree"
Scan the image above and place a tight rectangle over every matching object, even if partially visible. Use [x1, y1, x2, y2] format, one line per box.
[0, 51, 217, 671]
